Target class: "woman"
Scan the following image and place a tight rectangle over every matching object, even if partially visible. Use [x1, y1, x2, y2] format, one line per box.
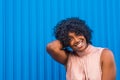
[46, 18, 116, 80]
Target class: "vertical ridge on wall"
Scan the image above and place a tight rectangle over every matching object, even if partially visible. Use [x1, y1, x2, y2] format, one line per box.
[2, 0, 5, 79]
[29, 0, 37, 79]
[5, 0, 13, 80]
[70, 0, 78, 16]
[43, 0, 53, 80]
[37, 0, 44, 79]
[106, 0, 112, 47]
[21, 0, 29, 80]
[99, 0, 107, 47]
[13, 0, 21, 79]
[0, 0, 3, 80]
[36, 0, 41, 79]
[64, 0, 71, 18]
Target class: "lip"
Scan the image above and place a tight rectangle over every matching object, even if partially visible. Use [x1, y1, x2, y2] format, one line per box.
[77, 42, 83, 47]
[74, 41, 83, 48]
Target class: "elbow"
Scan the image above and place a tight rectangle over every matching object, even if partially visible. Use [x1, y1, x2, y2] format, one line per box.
[46, 43, 52, 53]
[46, 43, 55, 54]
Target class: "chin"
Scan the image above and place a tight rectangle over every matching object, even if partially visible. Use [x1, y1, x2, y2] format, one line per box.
[74, 49, 82, 52]
[76, 47, 85, 52]
[76, 49, 84, 52]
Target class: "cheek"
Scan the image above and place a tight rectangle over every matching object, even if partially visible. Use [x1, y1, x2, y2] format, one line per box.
[69, 41, 74, 47]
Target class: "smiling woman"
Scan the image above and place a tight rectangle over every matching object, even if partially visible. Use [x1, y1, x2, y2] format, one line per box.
[46, 17, 116, 80]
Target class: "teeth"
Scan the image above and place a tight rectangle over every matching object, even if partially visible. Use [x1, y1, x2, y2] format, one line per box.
[74, 39, 84, 47]
[77, 42, 83, 47]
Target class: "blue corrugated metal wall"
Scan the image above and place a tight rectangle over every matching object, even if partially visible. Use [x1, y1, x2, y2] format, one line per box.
[0, 0, 120, 80]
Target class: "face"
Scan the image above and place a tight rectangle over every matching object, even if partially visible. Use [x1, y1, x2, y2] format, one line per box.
[68, 32, 88, 52]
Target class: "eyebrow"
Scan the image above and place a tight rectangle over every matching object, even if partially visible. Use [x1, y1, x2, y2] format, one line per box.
[68, 34, 74, 37]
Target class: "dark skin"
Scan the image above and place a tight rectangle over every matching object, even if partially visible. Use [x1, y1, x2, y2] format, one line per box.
[46, 40, 68, 65]
[46, 32, 116, 80]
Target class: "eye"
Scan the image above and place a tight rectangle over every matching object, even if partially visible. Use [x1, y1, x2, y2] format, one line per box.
[79, 38, 83, 42]
[68, 37, 73, 41]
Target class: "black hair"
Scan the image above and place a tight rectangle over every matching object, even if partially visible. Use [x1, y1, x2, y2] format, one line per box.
[54, 17, 92, 47]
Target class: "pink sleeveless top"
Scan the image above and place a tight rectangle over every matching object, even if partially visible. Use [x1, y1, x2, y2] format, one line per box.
[66, 44, 104, 80]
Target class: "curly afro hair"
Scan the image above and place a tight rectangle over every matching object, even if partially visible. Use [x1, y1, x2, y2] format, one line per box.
[54, 17, 92, 48]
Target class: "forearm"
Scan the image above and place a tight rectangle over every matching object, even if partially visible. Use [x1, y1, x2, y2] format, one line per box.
[46, 40, 68, 65]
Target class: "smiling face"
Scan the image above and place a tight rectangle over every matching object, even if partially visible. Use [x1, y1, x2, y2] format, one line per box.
[68, 32, 88, 52]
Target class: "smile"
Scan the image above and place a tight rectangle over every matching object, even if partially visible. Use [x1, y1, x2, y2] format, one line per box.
[74, 40, 84, 48]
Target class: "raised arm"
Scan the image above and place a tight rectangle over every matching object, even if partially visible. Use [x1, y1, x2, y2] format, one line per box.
[101, 49, 116, 80]
[46, 40, 69, 65]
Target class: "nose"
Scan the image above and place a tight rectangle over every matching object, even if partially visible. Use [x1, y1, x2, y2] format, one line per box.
[74, 37, 79, 43]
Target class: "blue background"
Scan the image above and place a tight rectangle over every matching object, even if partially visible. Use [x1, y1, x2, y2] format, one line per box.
[0, 0, 120, 80]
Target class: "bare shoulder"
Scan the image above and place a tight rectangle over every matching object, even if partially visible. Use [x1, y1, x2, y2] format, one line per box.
[100, 48, 116, 80]
[101, 49, 114, 62]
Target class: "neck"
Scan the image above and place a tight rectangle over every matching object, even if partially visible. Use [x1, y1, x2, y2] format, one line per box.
[76, 44, 92, 57]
